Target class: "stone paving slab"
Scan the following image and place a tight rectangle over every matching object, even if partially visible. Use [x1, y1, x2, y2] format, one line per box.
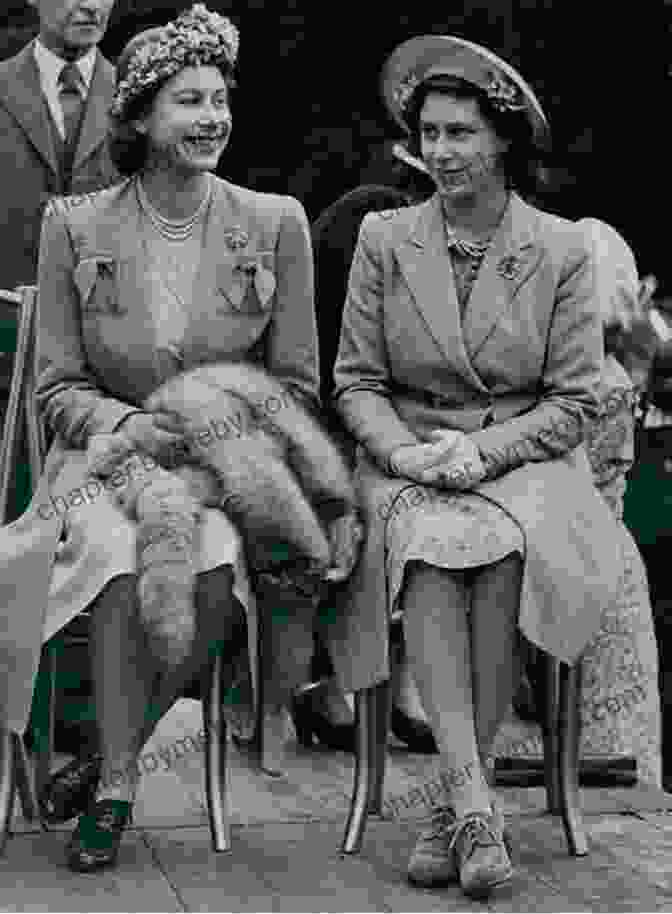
[145, 817, 672, 914]
[7, 699, 672, 912]
[0, 829, 182, 912]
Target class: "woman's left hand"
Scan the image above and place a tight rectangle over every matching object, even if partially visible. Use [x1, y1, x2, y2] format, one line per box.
[424, 430, 486, 490]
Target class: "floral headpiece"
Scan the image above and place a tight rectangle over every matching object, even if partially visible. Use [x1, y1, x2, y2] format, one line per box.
[393, 67, 526, 118]
[111, 4, 239, 120]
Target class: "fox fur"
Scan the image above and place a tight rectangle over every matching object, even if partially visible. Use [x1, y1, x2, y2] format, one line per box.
[86, 363, 361, 667]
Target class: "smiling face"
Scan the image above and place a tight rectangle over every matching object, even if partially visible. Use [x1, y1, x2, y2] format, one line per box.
[134, 65, 232, 177]
[28, 0, 115, 58]
[419, 91, 508, 202]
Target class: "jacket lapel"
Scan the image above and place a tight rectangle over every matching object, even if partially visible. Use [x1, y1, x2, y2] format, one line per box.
[462, 193, 544, 361]
[185, 180, 237, 339]
[395, 195, 488, 391]
[82, 182, 160, 390]
[72, 52, 115, 172]
[0, 44, 59, 176]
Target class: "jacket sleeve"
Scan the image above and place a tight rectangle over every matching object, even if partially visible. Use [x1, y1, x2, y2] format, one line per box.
[34, 202, 141, 449]
[264, 197, 320, 417]
[469, 228, 603, 480]
[333, 214, 420, 469]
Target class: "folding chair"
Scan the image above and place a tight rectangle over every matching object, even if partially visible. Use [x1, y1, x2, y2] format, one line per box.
[0, 286, 232, 854]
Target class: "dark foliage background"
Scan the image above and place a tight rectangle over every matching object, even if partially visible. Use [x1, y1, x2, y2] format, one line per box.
[2, 1, 670, 290]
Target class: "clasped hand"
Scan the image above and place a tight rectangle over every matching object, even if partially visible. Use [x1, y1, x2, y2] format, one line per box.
[388, 430, 485, 490]
[120, 411, 188, 466]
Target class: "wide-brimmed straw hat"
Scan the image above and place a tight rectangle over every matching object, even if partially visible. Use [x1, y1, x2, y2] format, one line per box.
[381, 35, 550, 149]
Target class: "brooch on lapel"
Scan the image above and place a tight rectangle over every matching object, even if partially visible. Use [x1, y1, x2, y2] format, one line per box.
[224, 227, 250, 252]
[497, 254, 522, 280]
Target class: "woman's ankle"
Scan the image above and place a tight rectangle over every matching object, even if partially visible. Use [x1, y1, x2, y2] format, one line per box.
[437, 759, 492, 819]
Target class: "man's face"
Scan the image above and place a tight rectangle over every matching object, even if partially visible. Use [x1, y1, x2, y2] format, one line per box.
[28, 0, 116, 59]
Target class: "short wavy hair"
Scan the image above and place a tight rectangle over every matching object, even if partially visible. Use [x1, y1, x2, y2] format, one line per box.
[404, 74, 548, 199]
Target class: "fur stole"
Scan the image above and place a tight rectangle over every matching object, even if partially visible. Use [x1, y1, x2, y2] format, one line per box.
[86, 363, 362, 667]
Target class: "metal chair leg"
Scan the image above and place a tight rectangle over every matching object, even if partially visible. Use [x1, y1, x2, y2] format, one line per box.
[539, 653, 561, 814]
[558, 661, 588, 856]
[32, 641, 57, 804]
[341, 688, 373, 855]
[368, 680, 390, 815]
[0, 727, 15, 855]
[204, 651, 232, 853]
[13, 734, 37, 823]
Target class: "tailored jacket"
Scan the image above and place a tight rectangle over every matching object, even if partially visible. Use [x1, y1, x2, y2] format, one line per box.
[0, 176, 320, 731]
[325, 193, 623, 694]
[0, 42, 118, 389]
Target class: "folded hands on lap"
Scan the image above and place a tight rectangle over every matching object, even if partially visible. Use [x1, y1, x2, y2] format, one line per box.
[388, 430, 485, 491]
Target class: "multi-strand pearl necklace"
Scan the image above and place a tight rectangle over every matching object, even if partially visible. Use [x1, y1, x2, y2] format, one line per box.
[137, 175, 213, 242]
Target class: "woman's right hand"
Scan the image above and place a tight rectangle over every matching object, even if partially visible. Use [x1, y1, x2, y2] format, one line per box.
[388, 439, 458, 485]
[119, 412, 187, 465]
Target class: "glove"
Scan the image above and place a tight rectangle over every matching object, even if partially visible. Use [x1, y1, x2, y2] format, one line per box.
[118, 412, 187, 466]
[387, 435, 464, 486]
[426, 429, 486, 490]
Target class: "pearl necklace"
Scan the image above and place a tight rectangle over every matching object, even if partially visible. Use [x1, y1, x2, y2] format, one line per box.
[137, 175, 212, 242]
[444, 224, 491, 259]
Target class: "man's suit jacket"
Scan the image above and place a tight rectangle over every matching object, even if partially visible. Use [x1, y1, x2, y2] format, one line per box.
[0, 43, 118, 391]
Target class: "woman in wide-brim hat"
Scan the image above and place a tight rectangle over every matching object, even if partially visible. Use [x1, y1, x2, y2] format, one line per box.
[18, 3, 349, 873]
[329, 35, 623, 898]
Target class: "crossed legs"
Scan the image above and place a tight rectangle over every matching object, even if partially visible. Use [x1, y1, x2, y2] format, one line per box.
[90, 566, 246, 798]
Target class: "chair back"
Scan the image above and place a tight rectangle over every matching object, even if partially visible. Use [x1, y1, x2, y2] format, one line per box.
[0, 286, 44, 525]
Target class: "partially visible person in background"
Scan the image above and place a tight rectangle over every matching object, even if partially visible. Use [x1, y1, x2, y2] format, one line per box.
[497, 219, 662, 789]
[295, 140, 437, 753]
[622, 268, 672, 791]
[0, 0, 119, 308]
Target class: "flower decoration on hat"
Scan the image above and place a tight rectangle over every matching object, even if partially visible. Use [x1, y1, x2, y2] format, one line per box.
[111, 3, 239, 119]
[393, 69, 421, 115]
[484, 72, 526, 114]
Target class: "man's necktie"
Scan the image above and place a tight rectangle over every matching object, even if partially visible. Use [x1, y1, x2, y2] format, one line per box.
[58, 62, 85, 143]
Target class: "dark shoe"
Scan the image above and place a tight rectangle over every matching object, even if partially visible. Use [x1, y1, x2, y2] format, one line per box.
[450, 812, 513, 899]
[391, 706, 438, 754]
[38, 754, 103, 825]
[290, 691, 355, 752]
[512, 672, 539, 723]
[66, 799, 133, 873]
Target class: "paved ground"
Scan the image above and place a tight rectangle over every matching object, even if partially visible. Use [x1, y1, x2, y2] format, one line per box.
[2, 699, 672, 912]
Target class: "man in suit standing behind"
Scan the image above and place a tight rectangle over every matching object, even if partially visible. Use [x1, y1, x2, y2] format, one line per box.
[0, 0, 119, 392]
[0, 0, 118, 291]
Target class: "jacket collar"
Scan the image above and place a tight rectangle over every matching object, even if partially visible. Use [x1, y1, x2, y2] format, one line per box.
[0, 43, 114, 177]
[0, 44, 58, 175]
[397, 192, 543, 376]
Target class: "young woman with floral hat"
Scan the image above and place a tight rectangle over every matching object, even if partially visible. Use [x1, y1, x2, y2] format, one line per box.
[21, 3, 354, 872]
